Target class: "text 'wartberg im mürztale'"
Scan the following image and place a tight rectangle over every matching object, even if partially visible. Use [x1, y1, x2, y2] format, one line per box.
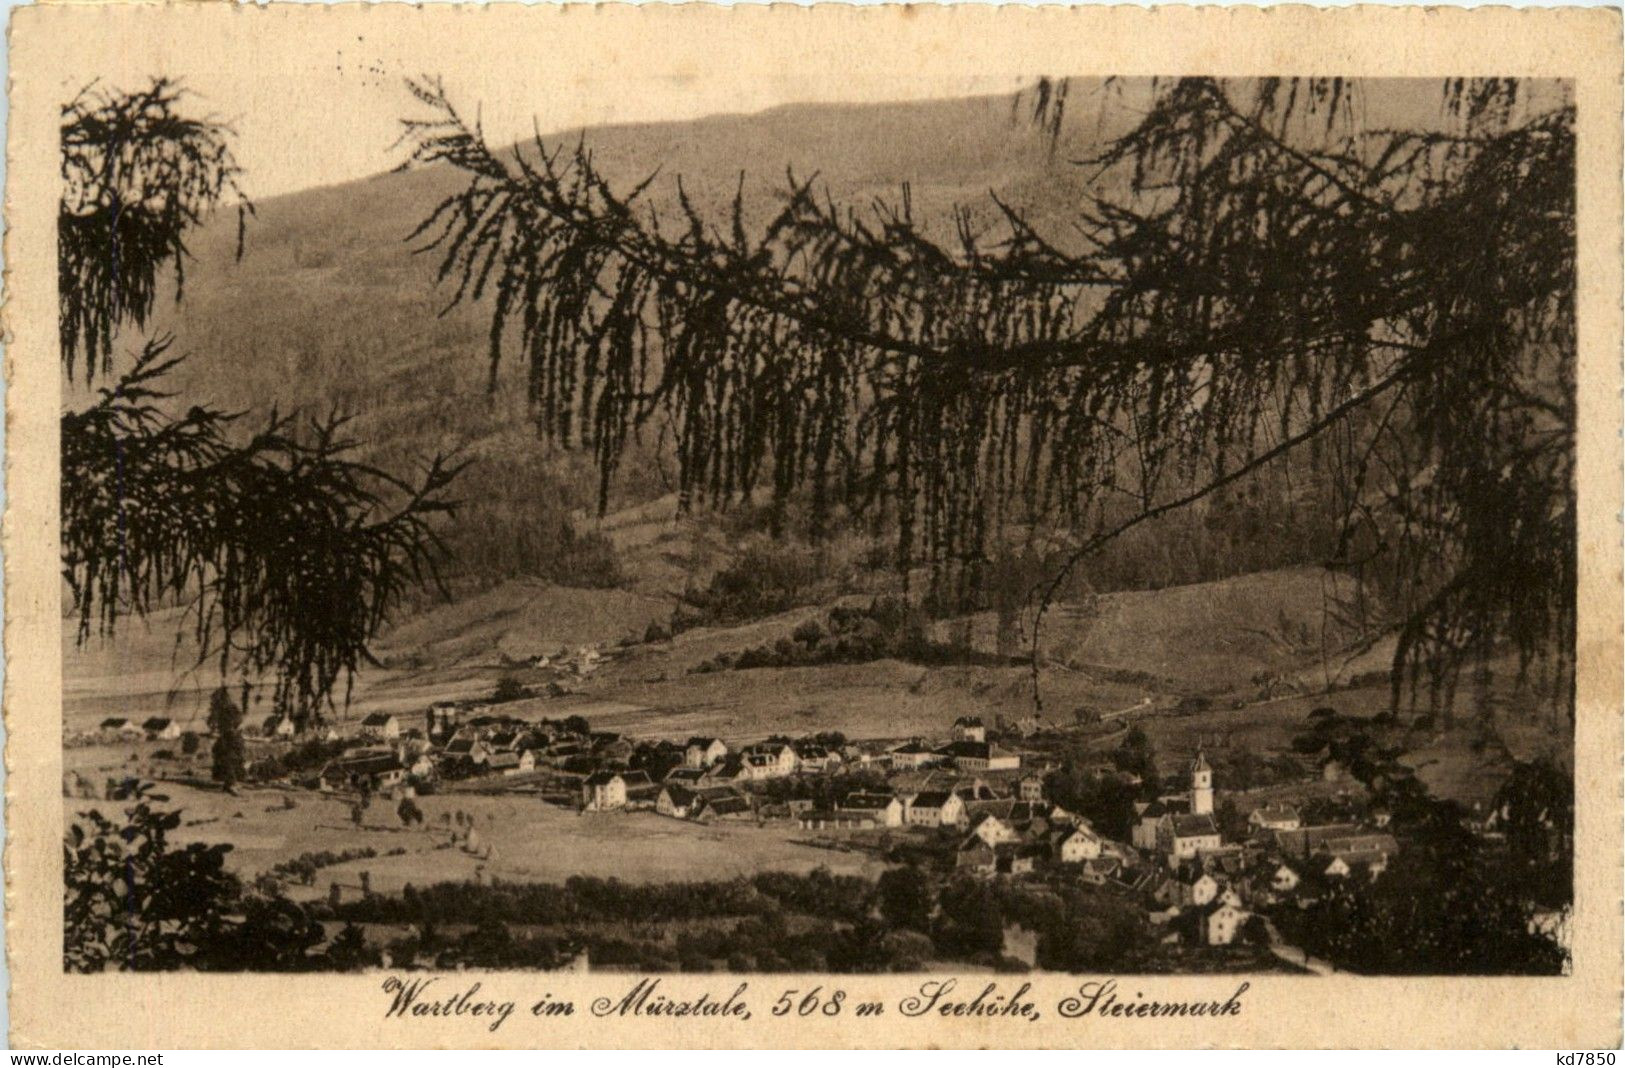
[379, 975, 1250, 1033]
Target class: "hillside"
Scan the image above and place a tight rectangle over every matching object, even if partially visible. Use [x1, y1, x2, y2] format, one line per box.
[145, 90, 1095, 466]
[80, 91, 1118, 588]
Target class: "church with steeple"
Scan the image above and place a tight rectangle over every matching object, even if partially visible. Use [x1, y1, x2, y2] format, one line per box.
[1131, 744, 1223, 860]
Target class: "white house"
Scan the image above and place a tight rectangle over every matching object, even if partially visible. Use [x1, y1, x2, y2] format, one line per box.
[1188, 872, 1221, 906]
[1055, 825, 1104, 864]
[262, 716, 296, 739]
[360, 713, 401, 740]
[889, 741, 944, 770]
[940, 741, 1020, 773]
[838, 792, 904, 828]
[968, 811, 1019, 847]
[952, 716, 987, 743]
[1247, 803, 1301, 832]
[582, 772, 627, 811]
[1270, 862, 1302, 894]
[1201, 903, 1248, 946]
[906, 790, 966, 829]
[684, 737, 728, 768]
[141, 717, 181, 741]
[741, 743, 799, 779]
[657, 785, 699, 819]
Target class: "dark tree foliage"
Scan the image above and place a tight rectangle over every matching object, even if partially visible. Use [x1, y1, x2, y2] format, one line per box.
[59, 81, 464, 726]
[64, 781, 238, 971]
[402, 75, 1573, 718]
[62, 339, 463, 725]
[64, 781, 391, 972]
[207, 685, 245, 789]
[59, 78, 251, 382]
[876, 864, 933, 933]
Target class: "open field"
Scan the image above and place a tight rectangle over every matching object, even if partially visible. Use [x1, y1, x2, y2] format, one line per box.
[63, 776, 888, 900]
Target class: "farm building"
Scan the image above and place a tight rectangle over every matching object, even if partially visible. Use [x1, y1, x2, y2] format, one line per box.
[320, 753, 407, 793]
[141, 717, 181, 741]
[938, 740, 1020, 772]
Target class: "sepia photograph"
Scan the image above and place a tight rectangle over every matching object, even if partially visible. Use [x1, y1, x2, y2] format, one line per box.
[6, 2, 1621, 1051]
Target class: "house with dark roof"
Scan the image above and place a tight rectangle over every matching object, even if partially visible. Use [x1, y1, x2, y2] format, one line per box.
[487, 750, 533, 775]
[657, 784, 701, 819]
[955, 836, 997, 873]
[1157, 812, 1222, 860]
[906, 790, 966, 829]
[582, 771, 627, 811]
[701, 755, 749, 784]
[359, 713, 400, 740]
[684, 737, 728, 768]
[968, 811, 1019, 847]
[1053, 824, 1105, 864]
[141, 717, 181, 741]
[938, 740, 1020, 772]
[994, 842, 1046, 876]
[443, 735, 492, 768]
[1317, 832, 1400, 876]
[1132, 798, 1189, 850]
[952, 716, 987, 743]
[693, 792, 753, 821]
[1271, 823, 1362, 859]
[1247, 803, 1302, 832]
[261, 715, 295, 739]
[1199, 901, 1250, 946]
[792, 742, 840, 773]
[889, 740, 946, 770]
[837, 792, 904, 827]
[487, 730, 521, 752]
[320, 753, 406, 793]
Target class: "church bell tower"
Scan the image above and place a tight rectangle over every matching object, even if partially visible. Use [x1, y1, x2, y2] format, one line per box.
[1191, 745, 1214, 816]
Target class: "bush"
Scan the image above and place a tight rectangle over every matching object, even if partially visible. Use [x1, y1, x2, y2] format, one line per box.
[491, 675, 529, 703]
[683, 540, 828, 625]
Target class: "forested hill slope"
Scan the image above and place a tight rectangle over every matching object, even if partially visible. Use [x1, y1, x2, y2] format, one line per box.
[129, 91, 1105, 586]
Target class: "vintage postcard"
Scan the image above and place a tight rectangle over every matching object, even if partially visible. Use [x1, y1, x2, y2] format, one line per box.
[4, 2, 1621, 1050]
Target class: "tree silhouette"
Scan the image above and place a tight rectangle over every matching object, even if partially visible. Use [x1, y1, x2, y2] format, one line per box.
[400, 76, 1573, 719]
[207, 685, 245, 791]
[59, 79, 463, 727]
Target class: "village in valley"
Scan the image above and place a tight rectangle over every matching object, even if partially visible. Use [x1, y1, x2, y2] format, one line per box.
[56, 74, 1575, 980]
[68, 621, 1476, 974]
